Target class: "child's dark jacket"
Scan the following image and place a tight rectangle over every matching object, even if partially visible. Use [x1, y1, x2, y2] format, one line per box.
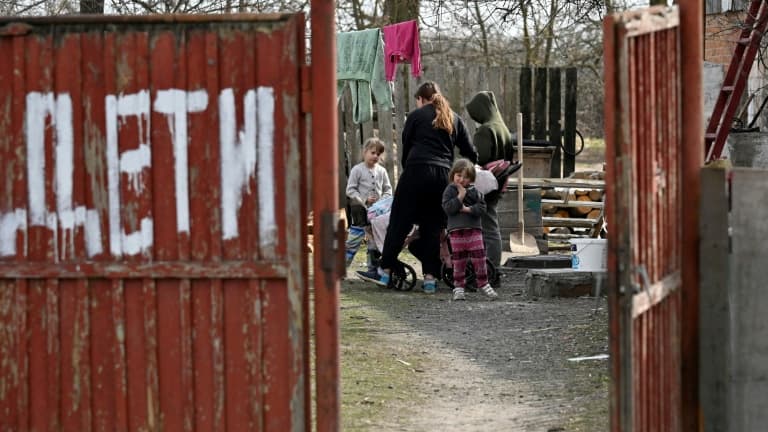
[442, 184, 486, 231]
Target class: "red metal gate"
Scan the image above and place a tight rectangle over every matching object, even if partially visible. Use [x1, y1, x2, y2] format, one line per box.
[0, 14, 317, 431]
[603, 4, 702, 431]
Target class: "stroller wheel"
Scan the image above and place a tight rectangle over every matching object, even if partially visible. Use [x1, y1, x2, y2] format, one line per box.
[389, 260, 417, 291]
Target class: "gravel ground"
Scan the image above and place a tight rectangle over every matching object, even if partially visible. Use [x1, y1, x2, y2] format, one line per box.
[338, 145, 609, 430]
[339, 264, 610, 432]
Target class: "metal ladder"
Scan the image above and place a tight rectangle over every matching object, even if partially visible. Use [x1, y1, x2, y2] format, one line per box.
[705, 0, 768, 162]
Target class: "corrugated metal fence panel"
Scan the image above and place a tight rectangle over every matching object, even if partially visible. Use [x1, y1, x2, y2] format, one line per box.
[605, 6, 684, 431]
[0, 15, 307, 431]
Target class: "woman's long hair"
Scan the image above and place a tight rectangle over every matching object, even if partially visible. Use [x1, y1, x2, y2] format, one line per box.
[414, 81, 454, 135]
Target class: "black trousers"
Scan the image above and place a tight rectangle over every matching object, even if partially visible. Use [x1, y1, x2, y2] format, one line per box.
[347, 203, 369, 227]
[380, 164, 448, 277]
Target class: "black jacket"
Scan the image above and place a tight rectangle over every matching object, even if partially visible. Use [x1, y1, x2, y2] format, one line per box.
[442, 183, 486, 231]
[401, 104, 478, 169]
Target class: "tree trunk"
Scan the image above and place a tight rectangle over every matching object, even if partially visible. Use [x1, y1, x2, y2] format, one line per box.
[472, 0, 490, 67]
[519, 0, 533, 65]
[384, 0, 419, 24]
[80, 0, 104, 14]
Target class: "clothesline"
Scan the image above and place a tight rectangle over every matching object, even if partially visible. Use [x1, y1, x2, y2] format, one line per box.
[336, 20, 423, 124]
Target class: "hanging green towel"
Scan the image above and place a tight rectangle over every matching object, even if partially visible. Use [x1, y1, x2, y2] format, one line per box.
[337, 28, 394, 124]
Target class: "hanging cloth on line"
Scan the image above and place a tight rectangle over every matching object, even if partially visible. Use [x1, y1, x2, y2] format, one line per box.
[382, 20, 422, 82]
[336, 28, 394, 124]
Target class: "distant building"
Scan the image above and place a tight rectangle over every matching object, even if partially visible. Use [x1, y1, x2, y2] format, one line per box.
[705, 0, 768, 132]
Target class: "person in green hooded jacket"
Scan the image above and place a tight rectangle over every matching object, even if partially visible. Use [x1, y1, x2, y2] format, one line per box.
[465, 91, 517, 285]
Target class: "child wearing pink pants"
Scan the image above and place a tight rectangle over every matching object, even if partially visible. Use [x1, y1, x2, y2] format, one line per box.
[441, 159, 499, 301]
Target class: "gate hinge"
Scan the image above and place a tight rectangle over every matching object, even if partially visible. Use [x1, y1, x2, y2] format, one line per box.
[300, 64, 312, 114]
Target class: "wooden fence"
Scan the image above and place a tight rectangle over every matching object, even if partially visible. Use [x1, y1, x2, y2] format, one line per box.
[336, 65, 579, 202]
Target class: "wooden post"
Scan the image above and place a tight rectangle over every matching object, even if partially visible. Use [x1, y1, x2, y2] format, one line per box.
[534, 67, 548, 141]
[310, 0, 341, 427]
[487, 66, 504, 115]
[503, 67, 520, 128]
[519, 67, 532, 139]
[549, 68, 562, 178]
[378, 105, 395, 188]
[680, 0, 703, 427]
[463, 66, 482, 137]
[392, 67, 409, 185]
[337, 92, 348, 207]
[564, 68, 577, 177]
[360, 120, 373, 151]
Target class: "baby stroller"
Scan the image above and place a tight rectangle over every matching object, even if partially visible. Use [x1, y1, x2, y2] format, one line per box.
[369, 216, 496, 292]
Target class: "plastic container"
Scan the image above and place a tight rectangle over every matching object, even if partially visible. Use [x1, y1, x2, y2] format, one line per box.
[570, 238, 607, 271]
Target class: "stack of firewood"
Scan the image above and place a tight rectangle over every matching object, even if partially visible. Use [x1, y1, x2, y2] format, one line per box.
[541, 171, 605, 237]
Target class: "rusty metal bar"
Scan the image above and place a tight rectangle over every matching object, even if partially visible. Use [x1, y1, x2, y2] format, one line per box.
[310, 0, 341, 430]
[296, 16, 313, 432]
[679, 0, 703, 429]
[604, 11, 633, 431]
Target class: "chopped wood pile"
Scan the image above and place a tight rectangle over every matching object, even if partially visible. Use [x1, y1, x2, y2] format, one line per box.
[540, 171, 606, 240]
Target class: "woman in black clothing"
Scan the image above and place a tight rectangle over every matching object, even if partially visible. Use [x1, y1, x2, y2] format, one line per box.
[358, 81, 478, 292]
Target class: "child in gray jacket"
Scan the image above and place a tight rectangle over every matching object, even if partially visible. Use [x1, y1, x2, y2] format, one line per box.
[442, 159, 499, 301]
[345, 138, 392, 275]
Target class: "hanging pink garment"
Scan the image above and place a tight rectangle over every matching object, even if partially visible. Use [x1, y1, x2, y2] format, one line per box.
[382, 20, 422, 81]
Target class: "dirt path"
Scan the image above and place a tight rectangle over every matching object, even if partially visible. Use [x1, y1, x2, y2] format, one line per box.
[338, 144, 609, 430]
[340, 267, 609, 431]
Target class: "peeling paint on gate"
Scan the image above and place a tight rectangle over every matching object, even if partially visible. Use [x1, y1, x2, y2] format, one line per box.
[604, 4, 701, 430]
[0, 14, 310, 431]
[3, 85, 277, 258]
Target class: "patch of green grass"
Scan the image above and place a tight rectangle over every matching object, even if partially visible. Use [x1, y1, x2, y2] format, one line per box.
[339, 289, 428, 431]
[584, 137, 605, 150]
[576, 137, 606, 171]
[564, 370, 610, 431]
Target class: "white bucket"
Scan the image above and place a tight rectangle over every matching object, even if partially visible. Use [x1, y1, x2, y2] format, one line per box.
[570, 238, 607, 272]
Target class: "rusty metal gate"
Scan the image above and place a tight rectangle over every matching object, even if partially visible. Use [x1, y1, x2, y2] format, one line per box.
[604, 4, 702, 431]
[0, 14, 328, 431]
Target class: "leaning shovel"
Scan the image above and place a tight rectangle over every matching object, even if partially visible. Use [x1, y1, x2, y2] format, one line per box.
[509, 113, 540, 255]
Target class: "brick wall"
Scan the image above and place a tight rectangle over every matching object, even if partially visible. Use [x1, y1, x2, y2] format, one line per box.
[704, 10, 768, 137]
[705, 12, 745, 64]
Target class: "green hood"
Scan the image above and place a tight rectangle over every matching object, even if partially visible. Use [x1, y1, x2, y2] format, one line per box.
[465, 91, 514, 164]
[466, 91, 503, 124]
